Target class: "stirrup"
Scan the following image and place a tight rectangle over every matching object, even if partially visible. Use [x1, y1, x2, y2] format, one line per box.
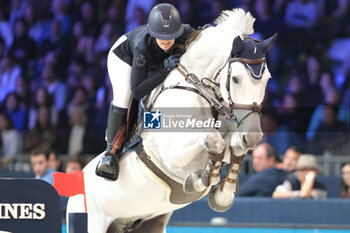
[95, 154, 120, 181]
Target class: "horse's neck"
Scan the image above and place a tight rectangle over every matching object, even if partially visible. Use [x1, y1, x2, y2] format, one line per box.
[180, 28, 233, 79]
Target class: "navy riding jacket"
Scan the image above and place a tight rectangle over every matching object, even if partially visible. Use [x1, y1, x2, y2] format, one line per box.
[113, 25, 195, 100]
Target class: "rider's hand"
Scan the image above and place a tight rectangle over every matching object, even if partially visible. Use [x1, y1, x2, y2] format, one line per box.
[163, 54, 181, 71]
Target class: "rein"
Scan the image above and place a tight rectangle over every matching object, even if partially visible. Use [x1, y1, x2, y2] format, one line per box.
[175, 61, 263, 128]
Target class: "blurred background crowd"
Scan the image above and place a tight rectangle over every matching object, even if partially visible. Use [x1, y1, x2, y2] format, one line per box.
[0, 0, 349, 180]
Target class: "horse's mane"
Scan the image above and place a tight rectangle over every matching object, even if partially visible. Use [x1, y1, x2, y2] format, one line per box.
[176, 8, 255, 55]
[177, 8, 255, 77]
[214, 8, 255, 36]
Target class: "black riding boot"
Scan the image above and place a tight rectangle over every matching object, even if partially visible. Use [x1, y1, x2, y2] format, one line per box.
[96, 104, 127, 180]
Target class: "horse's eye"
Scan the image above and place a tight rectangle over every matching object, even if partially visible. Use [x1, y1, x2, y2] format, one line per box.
[232, 76, 239, 84]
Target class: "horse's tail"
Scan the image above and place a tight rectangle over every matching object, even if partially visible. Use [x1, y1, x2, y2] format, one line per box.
[214, 8, 255, 36]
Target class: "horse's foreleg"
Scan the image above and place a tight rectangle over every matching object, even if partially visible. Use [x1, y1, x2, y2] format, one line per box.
[184, 132, 225, 193]
[208, 148, 246, 212]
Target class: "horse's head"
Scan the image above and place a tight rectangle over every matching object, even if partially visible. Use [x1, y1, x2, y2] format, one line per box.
[220, 33, 277, 155]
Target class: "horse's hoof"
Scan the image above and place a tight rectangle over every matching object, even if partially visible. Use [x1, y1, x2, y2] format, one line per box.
[96, 154, 119, 181]
[183, 169, 203, 193]
[208, 186, 234, 212]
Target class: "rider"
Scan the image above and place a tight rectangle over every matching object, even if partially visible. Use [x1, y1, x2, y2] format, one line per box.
[96, 3, 195, 180]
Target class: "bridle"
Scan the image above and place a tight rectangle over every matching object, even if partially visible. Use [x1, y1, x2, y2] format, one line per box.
[223, 56, 265, 127]
[173, 56, 264, 128]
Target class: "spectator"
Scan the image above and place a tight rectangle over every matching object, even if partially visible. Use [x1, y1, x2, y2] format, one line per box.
[340, 162, 350, 198]
[76, 33, 95, 66]
[125, 0, 154, 30]
[24, 106, 57, 153]
[65, 56, 86, 95]
[0, 36, 6, 59]
[285, 0, 318, 29]
[308, 104, 347, 154]
[41, 64, 67, 112]
[319, 0, 350, 39]
[28, 87, 58, 130]
[253, 0, 281, 39]
[23, 4, 48, 46]
[272, 154, 327, 199]
[48, 151, 63, 172]
[236, 143, 287, 197]
[286, 74, 304, 97]
[65, 156, 86, 174]
[303, 55, 323, 107]
[277, 92, 308, 139]
[125, 6, 147, 32]
[39, 20, 69, 63]
[0, 10, 13, 47]
[69, 21, 84, 52]
[341, 86, 350, 120]
[0, 53, 21, 104]
[106, 3, 126, 38]
[260, 110, 303, 154]
[278, 146, 302, 172]
[81, 73, 98, 107]
[80, 1, 100, 37]
[64, 106, 99, 156]
[94, 21, 113, 53]
[51, 0, 72, 35]
[30, 149, 56, 185]
[66, 87, 92, 117]
[319, 71, 335, 95]
[4, 92, 27, 132]
[93, 75, 111, 150]
[306, 88, 347, 140]
[8, 18, 37, 69]
[8, 0, 27, 27]
[0, 112, 22, 160]
[14, 74, 30, 108]
[284, 0, 319, 56]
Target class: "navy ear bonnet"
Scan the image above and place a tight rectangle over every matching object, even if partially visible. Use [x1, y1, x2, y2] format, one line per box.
[231, 33, 277, 80]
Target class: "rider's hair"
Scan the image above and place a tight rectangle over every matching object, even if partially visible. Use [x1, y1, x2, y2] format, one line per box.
[170, 30, 202, 55]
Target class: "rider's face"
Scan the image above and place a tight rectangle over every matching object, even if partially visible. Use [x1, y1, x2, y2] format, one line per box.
[155, 39, 175, 51]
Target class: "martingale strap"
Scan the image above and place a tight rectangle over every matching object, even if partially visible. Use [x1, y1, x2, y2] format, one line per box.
[175, 64, 234, 121]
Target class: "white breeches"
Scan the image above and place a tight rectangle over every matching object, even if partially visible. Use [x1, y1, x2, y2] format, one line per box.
[107, 35, 132, 109]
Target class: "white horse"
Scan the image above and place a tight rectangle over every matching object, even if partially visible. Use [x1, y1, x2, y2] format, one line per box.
[66, 8, 276, 233]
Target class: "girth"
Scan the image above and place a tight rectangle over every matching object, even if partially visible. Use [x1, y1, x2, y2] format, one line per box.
[138, 149, 208, 204]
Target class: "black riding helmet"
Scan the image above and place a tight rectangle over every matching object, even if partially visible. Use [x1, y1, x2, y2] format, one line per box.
[147, 3, 184, 40]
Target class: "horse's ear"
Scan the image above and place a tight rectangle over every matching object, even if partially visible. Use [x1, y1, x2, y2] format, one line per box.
[261, 33, 278, 54]
[231, 36, 243, 56]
